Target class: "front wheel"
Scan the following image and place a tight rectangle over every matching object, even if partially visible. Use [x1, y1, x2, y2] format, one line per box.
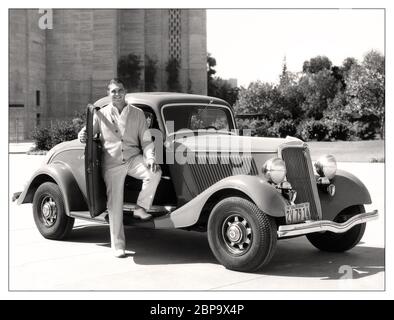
[306, 205, 366, 252]
[33, 182, 74, 240]
[207, 197, 277, 272]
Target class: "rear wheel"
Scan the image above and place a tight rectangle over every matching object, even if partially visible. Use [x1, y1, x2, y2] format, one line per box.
[306, 205, 366, 252]
[33, 182, 74, 240]
[207, 197, 277, 272]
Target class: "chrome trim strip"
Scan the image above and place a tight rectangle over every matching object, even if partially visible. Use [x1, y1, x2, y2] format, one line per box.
[277, 210, 378, 238]
[277, 141, 307, 158]
[304, 147, 323, 220]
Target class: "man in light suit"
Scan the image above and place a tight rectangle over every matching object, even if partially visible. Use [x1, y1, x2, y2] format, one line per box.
[78, 79, 161, 258]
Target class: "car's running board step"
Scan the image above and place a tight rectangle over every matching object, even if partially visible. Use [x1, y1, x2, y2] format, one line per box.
[69, 211, 108, 224]
[69, 204, 177, 223]
[277, 210, 378, 238]
[123, 203, 177, 213]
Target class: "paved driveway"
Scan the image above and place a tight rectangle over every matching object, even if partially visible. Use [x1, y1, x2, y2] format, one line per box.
[9, 154, 384, 290]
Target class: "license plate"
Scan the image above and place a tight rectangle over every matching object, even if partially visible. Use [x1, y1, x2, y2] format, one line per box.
[285, 202, 311, 224]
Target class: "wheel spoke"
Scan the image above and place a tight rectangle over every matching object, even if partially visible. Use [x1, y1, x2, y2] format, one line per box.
[221, 214, 254, 255]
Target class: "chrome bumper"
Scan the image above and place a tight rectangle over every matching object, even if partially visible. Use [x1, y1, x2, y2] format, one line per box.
[277, 210, 378, 238]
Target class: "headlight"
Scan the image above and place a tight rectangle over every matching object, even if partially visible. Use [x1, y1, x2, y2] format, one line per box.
[315, 154, 337, 179]
[262, 158, 287, 184]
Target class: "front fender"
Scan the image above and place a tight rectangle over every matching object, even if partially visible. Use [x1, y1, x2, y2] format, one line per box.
[154, 175, 287, 229]
[17, 162, 88, 215]
[319, 169, 372, 221]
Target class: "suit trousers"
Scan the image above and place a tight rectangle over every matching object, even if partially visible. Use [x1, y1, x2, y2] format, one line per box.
[103, 154, 162, 250]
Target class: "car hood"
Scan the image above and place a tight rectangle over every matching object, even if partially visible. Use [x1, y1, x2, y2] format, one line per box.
[174, 134, 302, 153]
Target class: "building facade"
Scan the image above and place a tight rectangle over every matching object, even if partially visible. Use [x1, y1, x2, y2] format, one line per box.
[9, 9, 207, 141]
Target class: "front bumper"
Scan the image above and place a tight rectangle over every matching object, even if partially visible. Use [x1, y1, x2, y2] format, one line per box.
[277, 210, 378, 238]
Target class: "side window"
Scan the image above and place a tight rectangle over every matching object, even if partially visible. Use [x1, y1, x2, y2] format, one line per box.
[133, 104, 159, 130]
[143, 111, 154, 129]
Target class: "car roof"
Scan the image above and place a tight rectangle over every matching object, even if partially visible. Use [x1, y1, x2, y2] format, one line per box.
[93, 92, 231, 113]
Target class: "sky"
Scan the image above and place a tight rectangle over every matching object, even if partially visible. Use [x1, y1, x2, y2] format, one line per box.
[207, 9, 385, 87]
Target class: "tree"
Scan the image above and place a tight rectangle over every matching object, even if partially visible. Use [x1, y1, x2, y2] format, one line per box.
[342, 57, 359, 75]
[207, 53, 217, 80]
[208, 77, 239, 106]
[363, 50, 385, 75]
[166, 57, 181, 92]
[298, 69, 338, 119]
[234, 81, 290, 122]
[207, 53, 218, 96]
[144, 55, 158, 91]
[279, 56, 296, 87]
[302, 56, 332, 74]
[278, 57, 304, 120]
[117, 53, 142, 91]
[345, 50, 385, 137]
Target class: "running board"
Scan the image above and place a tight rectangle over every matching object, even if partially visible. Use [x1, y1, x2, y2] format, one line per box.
[123, 203, 176, 213]
[69, 204, 177, 222]
[69, 211, 108, 224]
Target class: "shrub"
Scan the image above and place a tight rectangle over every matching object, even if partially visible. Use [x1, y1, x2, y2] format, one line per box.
[297, 119, 329, 141]
[254, 119, 273, 137]
[276, 119, 298, 138]
[326, 119, 352, 141]
[32, 112, 85, 151]
[266, 124, 280, 137]
[51, 120, 79, 146]
[32, 127, 52, 151]
[236, 118, 273, 137]
[351, 121, 377, 140]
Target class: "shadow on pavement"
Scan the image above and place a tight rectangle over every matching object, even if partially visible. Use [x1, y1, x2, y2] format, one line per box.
[261, 237, 384, 280]
[67, 224, 384, 280]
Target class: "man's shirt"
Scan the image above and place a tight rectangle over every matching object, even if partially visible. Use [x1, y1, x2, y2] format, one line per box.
[91, 103, 155, 170]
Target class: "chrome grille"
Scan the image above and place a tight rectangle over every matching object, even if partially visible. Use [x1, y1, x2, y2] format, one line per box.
[281, 146, 321, 220]
[188, 153, 258, 193]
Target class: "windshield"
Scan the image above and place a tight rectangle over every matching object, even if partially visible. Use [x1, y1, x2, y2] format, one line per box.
[162, 104, 236, 136]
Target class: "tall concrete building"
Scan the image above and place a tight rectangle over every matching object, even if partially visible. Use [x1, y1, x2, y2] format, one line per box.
[9, 9, 207, 141]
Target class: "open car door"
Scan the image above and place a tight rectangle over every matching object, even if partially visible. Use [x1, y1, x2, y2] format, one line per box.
[85, 104, 107, 217]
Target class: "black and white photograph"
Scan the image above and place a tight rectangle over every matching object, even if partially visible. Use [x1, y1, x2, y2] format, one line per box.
[6, 3, 387, 298]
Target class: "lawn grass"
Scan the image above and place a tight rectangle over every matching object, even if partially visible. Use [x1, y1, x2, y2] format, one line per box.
[307, 140, 384, 162]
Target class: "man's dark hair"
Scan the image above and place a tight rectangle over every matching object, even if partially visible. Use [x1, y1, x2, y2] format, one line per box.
[107, 78, 125, 89]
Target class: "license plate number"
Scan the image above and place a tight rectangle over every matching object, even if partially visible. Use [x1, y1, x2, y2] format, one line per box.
[285, 202, 311, 224]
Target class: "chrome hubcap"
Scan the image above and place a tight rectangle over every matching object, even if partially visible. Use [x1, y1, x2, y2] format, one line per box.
[40, 196, 57, 227]
[227, 223, 243, 243]
[222, 215, 252, 255]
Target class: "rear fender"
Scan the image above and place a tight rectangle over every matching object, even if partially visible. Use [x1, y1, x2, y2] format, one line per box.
[154, 175, 287, 229]
[319, 169, 371, 221]
[17, 162, 88, 215]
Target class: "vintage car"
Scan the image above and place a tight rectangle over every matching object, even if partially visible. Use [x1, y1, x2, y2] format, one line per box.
[15, 92, 378, 272]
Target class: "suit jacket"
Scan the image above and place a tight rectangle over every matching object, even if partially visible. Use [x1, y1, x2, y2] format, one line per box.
[91, 103, 155, 170]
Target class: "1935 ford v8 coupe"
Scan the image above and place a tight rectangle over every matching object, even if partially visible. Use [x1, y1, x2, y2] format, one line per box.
[15, 93, 378, 272]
